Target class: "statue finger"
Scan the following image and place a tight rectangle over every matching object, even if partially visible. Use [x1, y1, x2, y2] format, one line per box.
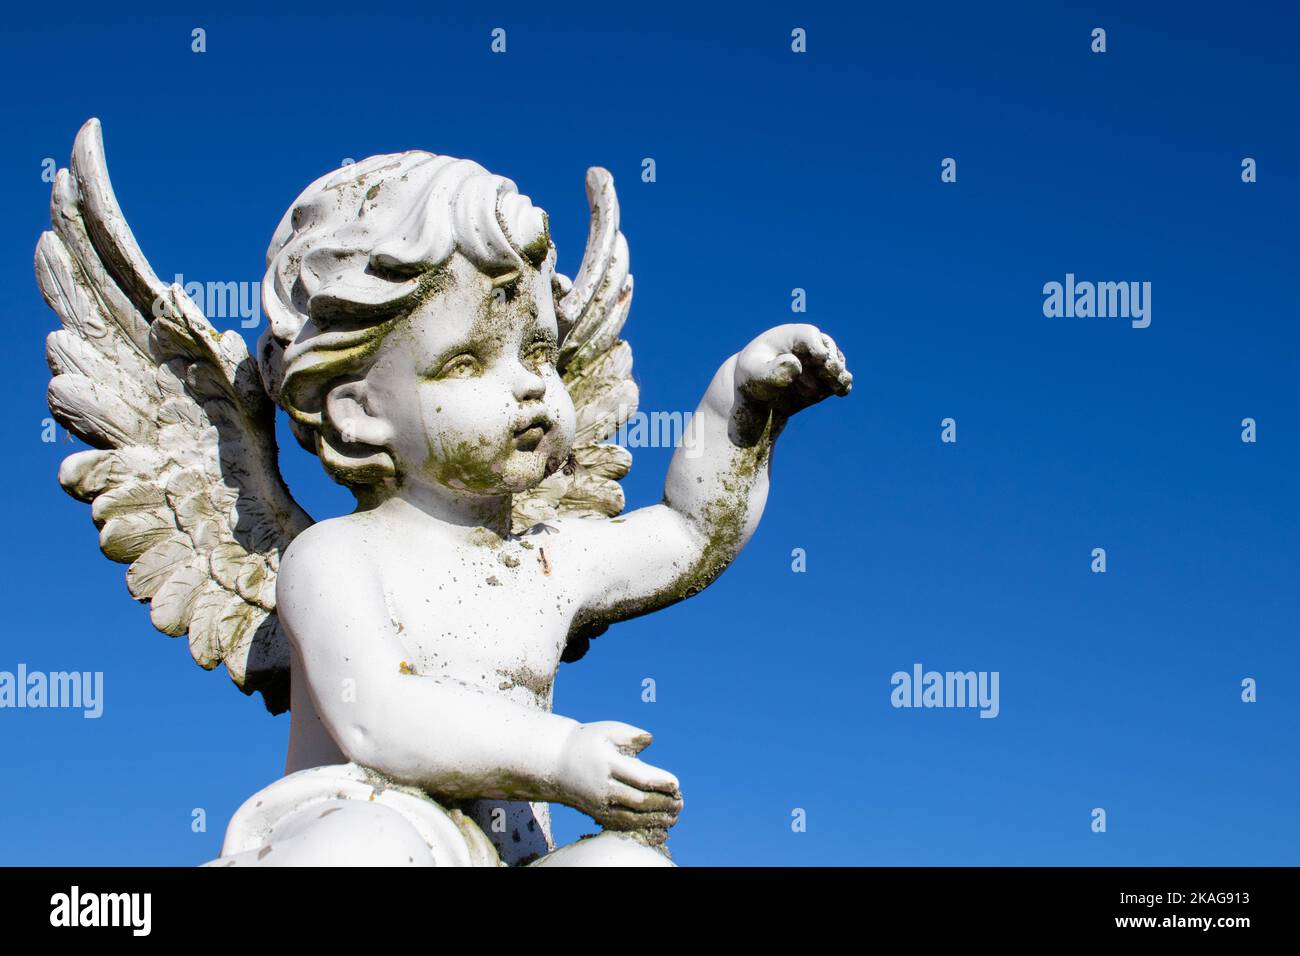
[612, 754, 680, 796]
[609, 781, 683, 814]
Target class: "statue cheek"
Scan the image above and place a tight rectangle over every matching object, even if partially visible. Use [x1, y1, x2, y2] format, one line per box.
[548, 383, 576, 436]
[557, 400, 576, 445]
[425, 434, 508, 493]
[419, 386, 484, 444]
[415, 400, 514, 493]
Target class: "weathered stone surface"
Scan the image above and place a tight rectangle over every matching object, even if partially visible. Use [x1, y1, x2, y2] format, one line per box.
[37, 119, 852, 867]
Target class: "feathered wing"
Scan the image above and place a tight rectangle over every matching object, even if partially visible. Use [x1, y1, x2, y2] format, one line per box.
[512, 168, 637, 533]
[34, 119, 312, 714]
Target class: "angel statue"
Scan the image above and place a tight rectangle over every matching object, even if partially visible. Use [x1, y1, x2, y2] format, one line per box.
[35, 118, 853, 867]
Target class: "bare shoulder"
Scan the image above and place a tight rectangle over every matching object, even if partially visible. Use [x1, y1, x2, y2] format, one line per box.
[524, 511, 648, 597]
[277, 514, 384, 629]
[540, 504, 685, 557]
[523, 513, 613, 566]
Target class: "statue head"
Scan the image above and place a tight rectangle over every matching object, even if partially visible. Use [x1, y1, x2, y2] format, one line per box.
[258, 152, 577, 503]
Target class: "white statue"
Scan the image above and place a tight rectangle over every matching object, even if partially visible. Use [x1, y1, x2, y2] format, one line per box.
[36, 119, 853, 866]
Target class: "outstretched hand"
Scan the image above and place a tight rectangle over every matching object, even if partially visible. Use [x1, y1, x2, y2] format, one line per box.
[736, 323, 852, 417]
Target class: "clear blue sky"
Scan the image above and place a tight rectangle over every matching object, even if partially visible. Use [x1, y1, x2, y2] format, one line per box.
[1, 0, 1296, 865]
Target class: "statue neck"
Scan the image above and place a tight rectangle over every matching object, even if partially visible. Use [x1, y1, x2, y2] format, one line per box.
[361, 481, 512, 537]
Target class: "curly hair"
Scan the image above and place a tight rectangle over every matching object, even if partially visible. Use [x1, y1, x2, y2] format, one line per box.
[257, 151, 551, 489]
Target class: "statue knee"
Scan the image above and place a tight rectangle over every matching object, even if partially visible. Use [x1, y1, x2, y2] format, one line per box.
[531, 831, 675, 867]
[249, 801, 436, 866]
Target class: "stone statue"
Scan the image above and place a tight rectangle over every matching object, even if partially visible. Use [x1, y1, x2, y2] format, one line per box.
[35, 119, 853, 866]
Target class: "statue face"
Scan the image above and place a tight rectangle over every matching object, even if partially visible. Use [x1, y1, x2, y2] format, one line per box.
[364, 251, 576, 496]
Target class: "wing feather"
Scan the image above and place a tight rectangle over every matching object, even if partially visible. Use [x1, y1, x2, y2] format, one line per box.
[35, 119, 311, 714]
[512, 168, 639, 533]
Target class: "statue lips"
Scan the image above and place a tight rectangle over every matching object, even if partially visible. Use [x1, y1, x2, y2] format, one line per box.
[512, 412, 552, 452]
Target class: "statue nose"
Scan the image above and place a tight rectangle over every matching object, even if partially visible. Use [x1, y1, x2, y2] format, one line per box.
[512, 365, 546, 402]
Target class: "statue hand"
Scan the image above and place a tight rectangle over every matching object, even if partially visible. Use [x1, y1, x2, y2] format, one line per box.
[557, 720, 683, 830]
[736, 324, 852, 416]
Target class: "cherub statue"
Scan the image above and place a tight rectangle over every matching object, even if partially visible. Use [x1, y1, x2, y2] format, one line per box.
[36, 119, 852, 867]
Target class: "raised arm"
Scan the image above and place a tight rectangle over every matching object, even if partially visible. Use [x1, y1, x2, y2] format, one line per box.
[276, 526, 680, 829]
[566, 323, 851, 630]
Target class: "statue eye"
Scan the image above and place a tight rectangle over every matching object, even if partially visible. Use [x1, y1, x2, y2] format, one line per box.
[490, 270, 521, 303]
[436, 353, 481, 379]
[524, 339, 557, 367]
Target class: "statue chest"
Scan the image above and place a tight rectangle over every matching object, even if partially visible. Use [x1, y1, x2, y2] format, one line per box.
[379, 550, 574, 707]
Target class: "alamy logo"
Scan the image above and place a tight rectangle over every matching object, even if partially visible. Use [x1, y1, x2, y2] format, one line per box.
[614, 405, 701, 458]
[50, 886, 151, 936]
[890, 663, 1000, 718]
[159, 274, 262, 328]
[0, 664, 103, 718]
[1043, 273, 1151, 328]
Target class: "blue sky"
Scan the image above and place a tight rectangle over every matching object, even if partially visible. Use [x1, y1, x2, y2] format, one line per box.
[1, 0, 1296, 865]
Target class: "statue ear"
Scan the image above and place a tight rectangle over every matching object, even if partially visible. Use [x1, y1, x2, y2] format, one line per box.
[323, 379, 394, 451]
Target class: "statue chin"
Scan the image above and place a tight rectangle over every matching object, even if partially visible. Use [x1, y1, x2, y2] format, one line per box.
[503, 442, 574, 494]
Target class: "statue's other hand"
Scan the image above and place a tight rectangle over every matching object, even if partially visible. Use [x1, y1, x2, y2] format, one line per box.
[736, 323, 853, 417]
[557, 720, 683, 830]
